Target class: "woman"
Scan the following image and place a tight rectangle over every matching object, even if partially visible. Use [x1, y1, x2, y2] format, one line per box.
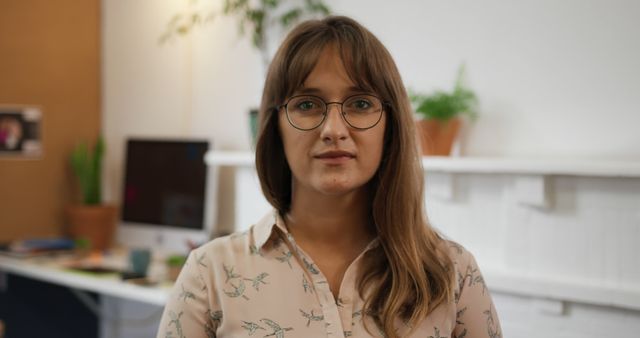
[158, 16, 501, 338]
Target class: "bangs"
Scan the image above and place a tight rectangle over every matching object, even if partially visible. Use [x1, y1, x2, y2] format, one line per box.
[337, 38, 379, 95]
[335, 29, 381, 95]
[280, 26, 382, 101]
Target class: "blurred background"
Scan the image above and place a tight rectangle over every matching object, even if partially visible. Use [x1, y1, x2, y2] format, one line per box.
[1, 0, 639, 337]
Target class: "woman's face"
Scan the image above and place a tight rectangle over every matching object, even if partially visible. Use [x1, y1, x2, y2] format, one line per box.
[278, 45, 387, 197]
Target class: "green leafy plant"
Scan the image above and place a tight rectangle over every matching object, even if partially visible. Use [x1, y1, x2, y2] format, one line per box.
[410, 65, 478, 121]
[166, 254, 188, 267]
[160, 0, 331, 68]
[221, 0, 330, 51]
[70, 136, 104, 205]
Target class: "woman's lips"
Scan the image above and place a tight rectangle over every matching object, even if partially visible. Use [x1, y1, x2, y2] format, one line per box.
[314, 150, 355, 165]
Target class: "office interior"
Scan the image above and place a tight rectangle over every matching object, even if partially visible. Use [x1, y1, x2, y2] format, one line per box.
[1, 1, 639, 337]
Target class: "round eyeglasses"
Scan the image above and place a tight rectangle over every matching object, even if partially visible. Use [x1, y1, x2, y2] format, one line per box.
[278, 94, 386, 131]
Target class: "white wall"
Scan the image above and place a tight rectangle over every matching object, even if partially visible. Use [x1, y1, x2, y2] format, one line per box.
[332, 0, 640, 159]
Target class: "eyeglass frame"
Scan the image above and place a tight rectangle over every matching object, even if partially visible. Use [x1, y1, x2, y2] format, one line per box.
[276, 93, 390, 131]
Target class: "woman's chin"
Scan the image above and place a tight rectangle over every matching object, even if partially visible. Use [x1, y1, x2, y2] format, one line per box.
[311, 177, 361, 196]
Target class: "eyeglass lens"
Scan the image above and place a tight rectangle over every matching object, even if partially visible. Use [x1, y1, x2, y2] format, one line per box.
[286, 94, 383, 130]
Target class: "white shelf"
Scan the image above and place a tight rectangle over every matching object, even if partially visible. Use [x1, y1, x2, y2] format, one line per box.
[205, 151, 640, 178]
[484, 268, 640, 311]
[421, 157, 640, 178]
[205, 151, 255, 167]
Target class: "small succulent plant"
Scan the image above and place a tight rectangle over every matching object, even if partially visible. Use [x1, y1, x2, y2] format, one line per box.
[70, 136, 104, 205]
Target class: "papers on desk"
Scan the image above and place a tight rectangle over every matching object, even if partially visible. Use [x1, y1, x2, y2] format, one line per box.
[0, 238, 75, 258]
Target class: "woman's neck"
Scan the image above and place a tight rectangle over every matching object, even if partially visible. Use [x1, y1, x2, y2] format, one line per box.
[285, 185, 375, 248]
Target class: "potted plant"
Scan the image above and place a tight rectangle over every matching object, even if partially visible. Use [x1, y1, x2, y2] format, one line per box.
[165, 254, 188, 281]
[411, 65, 478, 156]
[66, 136, 117, 251]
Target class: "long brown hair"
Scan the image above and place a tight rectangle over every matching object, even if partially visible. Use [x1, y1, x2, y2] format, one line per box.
[255, 16, 454, 337]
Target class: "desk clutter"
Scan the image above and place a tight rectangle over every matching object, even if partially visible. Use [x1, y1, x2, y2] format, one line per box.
[0, 239, 187, 285]
[0, 238, 75, 258]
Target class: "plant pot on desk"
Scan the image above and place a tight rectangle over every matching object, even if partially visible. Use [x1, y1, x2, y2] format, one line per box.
[416, 117, 461, 156]
[66, 204, 117, 251]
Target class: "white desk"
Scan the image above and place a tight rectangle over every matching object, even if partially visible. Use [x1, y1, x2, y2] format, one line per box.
[0, 252, 172, 338]
[0, 253, 171, 306]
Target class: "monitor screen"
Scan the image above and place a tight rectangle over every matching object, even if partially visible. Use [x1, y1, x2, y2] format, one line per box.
[121, 139, 209, 230]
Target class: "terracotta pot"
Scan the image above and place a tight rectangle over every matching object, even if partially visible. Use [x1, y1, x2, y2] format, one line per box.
[66, 204, 118, 251]
[415, 117, 462, 156]
[167, 265, 183, 281]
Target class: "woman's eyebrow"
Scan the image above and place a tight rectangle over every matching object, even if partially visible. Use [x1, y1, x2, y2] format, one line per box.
[294, 86, 368, 95]
[295, 87, 322, 95]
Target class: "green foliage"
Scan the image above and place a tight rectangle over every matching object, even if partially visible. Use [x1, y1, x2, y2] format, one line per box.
[160, 0, 331, 51]
[166, 254, 188, 267]
[223, 0, 330, 50]
[70, 136, 104, 205]
[410, 65, 478, 121]
[74, 238, 90, 250]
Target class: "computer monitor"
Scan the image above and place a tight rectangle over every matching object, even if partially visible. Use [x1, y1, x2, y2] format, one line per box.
[116, 138, 215, 253]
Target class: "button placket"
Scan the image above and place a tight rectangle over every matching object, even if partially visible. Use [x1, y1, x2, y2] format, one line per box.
[279, 230, 346, 337]
[309, 258, 345, 337]
[338, 298, 353, 336]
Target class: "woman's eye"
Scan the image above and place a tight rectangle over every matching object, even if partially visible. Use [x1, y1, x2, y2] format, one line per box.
[353, 100, 372, 109]
[297, 101, 315, 110]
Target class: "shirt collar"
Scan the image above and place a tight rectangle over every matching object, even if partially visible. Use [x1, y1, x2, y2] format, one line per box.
[253, 209, 289, 250]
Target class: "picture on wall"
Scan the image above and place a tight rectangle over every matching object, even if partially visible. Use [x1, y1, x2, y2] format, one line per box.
[0, 105, 42, 158]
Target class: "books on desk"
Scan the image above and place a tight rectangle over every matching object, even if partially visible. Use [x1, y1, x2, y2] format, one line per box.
[0, 238, 75, 258]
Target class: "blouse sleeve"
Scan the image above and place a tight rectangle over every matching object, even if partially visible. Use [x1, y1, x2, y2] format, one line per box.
[453, 250, 502, 338]
[156, 249, 221, 338]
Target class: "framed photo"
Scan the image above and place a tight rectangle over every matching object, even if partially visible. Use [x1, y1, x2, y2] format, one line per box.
[0, 105, 42, 158]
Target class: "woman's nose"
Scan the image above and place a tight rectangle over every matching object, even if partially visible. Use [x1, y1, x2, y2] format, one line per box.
[319, 103, 349, 141]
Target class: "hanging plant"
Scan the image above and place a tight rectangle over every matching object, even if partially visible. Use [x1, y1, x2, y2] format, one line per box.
[160, 0, 332, 68]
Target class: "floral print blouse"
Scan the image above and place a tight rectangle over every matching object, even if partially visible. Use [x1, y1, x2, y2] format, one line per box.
[157, 210, 502, 338]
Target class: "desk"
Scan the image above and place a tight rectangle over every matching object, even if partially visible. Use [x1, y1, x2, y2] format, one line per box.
[0, 254, 170, 306]
[0, 252, 172, 338]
